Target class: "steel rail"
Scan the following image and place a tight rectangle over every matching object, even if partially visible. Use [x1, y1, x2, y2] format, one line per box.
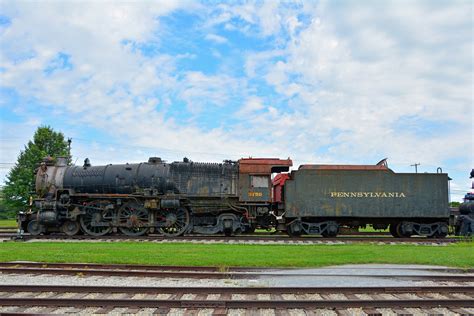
[0, 262, 262, 272]
[5, 233, 460, 243]
[0, 298, 472, 309]
[1, 262, 471, 273]
[0, 285, 473, 294]
[0, 267, 473, 281]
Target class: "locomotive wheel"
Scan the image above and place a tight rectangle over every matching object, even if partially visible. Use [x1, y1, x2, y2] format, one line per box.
[27, 220, 44, 236]
[321, 230, 338, 238]
[79, 200, 113, 236]
[287, 222, 302, 237]
[429, 223, 449, 238]
[430, 231, 448, 238]
[118, 202, 150, 236]
[389, 223, 401, 238]
[159, 208, 190, 237]
[321, 222, 339, 238]
[61, 220, 80, 236]
[396, 222, 412, 238]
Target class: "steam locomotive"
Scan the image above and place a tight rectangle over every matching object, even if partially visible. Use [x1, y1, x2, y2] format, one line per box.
[22, 156, 292, 237]
[19, 156, 454, 238]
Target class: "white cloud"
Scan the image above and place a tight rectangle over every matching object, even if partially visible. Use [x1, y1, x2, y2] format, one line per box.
[178, 71, 245, 114]
[204, 33, 228, 44]
[235, 96, 265, 118]
[208, 2, 304, 38]
[245, 1, 472, 166]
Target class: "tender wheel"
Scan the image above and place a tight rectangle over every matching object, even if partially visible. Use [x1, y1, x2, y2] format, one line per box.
[321, 231, 337, 238]
[27, 220, 44, 236]
[287, 221, 302, 237]
[61, 220, 80, 236]
[396, 222, 412, 238]
[430, 231, 448, 238]
[118, 202, 150, 236]
[389, 223, 401, 238]
[158, 208, 190, 237]
[79, 200, 113, 236]
[321, 222, 339, 238]
[429, 223, 449, 238]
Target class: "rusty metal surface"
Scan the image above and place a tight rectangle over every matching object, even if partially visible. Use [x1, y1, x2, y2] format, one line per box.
[237, 159, 291, 202]
[6, 233, 460, 243]
[0, 267, 470, 281]
[54, 159, 241, 198]
[0, 262, 470, 273]
[284, 170, 450, 219]
[299, 164, 391, 171]
[170, 161, 238, 196]
[239, 174, 271, 202]
[238, 158, 292, 174]
[0, 285, 472, 294]
[0, 297, 472, 309]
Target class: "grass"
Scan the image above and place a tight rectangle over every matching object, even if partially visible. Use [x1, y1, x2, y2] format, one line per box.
[358, 226, 389, 233]
[0, 241, 472, 268]
[0, 219, 17, 227]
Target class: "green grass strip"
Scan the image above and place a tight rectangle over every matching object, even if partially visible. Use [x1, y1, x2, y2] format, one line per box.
[1, 242, 472, 268]
[0, 220, 17, 227]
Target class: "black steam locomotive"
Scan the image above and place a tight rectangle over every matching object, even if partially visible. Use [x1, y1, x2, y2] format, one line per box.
[19, 155, 459, 237]
[22, 156, 292, 237]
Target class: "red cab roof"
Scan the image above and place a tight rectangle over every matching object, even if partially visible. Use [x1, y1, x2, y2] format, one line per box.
[298, 164, 390, 171]
[239, 158, 293, 174]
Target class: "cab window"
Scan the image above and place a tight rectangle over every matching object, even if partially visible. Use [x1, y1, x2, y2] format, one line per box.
[251, 175, 269, 188]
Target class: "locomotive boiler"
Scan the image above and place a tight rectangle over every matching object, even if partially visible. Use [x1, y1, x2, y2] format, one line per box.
[25, 156, 292, 237]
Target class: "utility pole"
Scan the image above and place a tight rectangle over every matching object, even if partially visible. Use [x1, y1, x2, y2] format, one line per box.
[411, 163, 420, 173]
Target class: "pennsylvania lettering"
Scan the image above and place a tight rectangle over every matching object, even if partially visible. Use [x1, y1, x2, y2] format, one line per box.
[330, 192, 406, 198]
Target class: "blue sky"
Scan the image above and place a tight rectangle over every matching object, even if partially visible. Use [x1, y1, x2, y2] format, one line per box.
[0, 0, 472, 201]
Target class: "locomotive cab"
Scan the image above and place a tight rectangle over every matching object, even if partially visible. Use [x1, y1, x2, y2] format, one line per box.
[238, 158, 292, 203]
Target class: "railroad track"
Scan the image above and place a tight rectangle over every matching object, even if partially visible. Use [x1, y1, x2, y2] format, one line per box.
[1, 262, 473, 281]
[0, 285, 472, 315]
[3, 261, 473, 273]
[0, 229, 392, 236]
[2, 232, 462, 244]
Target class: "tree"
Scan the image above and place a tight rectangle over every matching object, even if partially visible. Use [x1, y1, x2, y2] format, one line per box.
[0, 186, 16, 219]
[3, 126, 70, 213]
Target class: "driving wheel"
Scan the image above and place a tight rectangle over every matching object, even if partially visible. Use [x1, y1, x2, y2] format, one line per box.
[118, 201, 150, 236]
[158, 208, 190, 237]
[79, 200, 113, 236]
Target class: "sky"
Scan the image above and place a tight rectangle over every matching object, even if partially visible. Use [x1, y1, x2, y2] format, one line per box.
[0, 0, 472, 201]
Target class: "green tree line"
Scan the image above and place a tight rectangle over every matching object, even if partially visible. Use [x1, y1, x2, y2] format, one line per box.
[0, 126, 70, 218]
